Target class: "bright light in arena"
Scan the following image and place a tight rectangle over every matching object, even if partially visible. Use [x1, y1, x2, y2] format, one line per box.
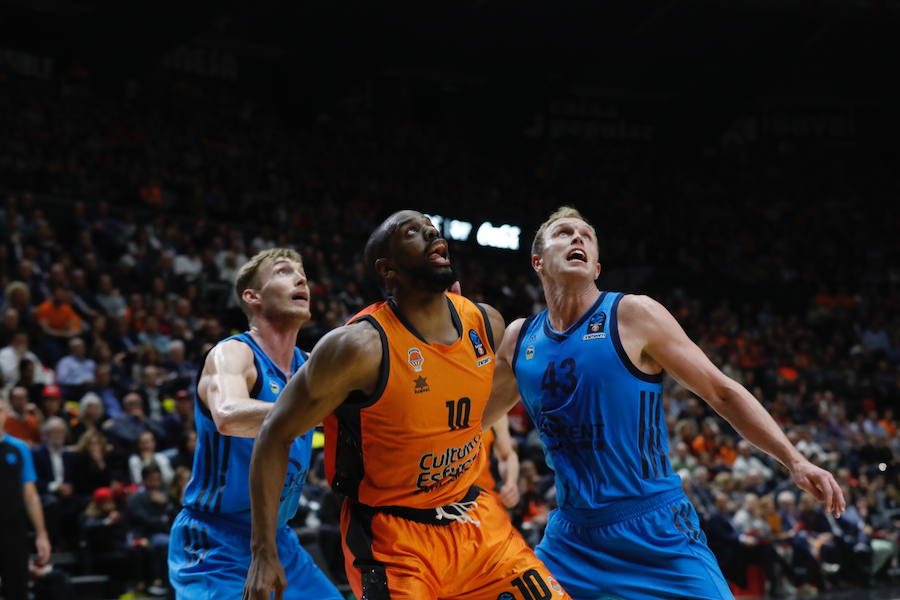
[425, 214, 444, 232]
[447, 219, 472, 241]
[476, 222, 520, 250]
[426, 213, 516, 247]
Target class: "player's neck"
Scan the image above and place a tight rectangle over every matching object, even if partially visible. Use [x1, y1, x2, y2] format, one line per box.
[248, 319, 301, 375]
[543, 281, 601, 332]
[392, 290, 459, 345]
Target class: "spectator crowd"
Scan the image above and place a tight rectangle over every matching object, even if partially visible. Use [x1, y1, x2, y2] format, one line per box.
[0, 70, 898, 598]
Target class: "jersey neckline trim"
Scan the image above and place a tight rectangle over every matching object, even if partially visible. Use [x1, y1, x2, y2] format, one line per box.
[387, 296, 463, 348]
[542, 291, 608, 342]
[237, 332, 301, 383]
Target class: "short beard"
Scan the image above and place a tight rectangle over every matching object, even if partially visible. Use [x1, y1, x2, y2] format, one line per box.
[407, 263, 458, 294]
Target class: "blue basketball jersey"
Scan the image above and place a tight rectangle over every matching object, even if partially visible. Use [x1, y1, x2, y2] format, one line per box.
[182, 333, 313, 528]
[512, 292, 681, 517]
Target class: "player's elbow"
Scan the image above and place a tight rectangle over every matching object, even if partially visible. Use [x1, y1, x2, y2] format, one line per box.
[704, 376, 743, 412]
[210, 404, 237, 435]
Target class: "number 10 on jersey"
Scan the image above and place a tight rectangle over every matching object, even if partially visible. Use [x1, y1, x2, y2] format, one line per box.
[445, 397, 471, 430]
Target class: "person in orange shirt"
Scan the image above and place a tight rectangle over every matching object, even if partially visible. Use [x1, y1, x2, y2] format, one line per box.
[244, 211, 570, 600]
[715, 434, 738, 468]
[35, 285, 82, 363]
[3, 385, 42, 445]
[692, 417, 720, 458]
[879, 408, 897, 437]
[35, 286, 82, 337]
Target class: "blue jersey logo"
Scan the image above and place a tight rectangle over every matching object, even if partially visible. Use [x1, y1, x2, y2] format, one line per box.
[6, 451, 17, 465]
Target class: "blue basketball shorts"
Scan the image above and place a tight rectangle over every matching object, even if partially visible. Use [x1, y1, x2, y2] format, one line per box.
[535, 489, 733, 600]
[168, 508, 342, 600]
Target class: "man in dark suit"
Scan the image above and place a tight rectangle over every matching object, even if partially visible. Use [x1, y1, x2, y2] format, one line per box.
[32, 417, 78, 547]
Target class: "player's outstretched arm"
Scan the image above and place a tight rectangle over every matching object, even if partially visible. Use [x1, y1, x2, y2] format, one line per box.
[482, 316, 524, 428]
[492, 414, 521, 508]
[243, 322, 381, 600]
[199, 340, 273, 438]
[622, 294, 846, 518]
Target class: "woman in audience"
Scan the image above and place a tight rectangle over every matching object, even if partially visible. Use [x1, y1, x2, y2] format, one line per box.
[128, 430, 173, 488]
[69, 392, 106, 442]
[73, 430, 119, 498]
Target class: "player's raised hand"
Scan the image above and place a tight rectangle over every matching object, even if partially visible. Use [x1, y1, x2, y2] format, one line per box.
[789, 459, 846, 517]
[242, 553, 286, 600]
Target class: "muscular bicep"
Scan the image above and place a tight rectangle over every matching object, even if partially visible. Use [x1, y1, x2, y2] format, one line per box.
[198, 341, 255, 412]
[637, 298, 728, 401]
[264, 323, 382, 442]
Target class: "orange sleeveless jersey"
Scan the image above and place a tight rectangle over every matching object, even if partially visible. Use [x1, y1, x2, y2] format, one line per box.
[324, 293, 495, 509]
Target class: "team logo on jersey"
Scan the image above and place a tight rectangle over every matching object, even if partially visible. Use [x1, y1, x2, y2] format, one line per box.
[497, 594, 514, 600]
[408, 347, 424, 372]
[468, 329, 487, 357]
[414, 376, 430, 394]
[583, 311, 607, 340]
[547, 575, 563, 594]
[5, 451, 17, 465]
[469, 329, 492, 366]
[269, 380, 280, 394]
[525, 345, 535, 360]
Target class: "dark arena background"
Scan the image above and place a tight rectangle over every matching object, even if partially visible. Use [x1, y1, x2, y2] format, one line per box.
[1, 0, 899, 599]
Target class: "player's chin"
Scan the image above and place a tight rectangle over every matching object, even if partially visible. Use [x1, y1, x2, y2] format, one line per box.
[284, 305, 311, 322]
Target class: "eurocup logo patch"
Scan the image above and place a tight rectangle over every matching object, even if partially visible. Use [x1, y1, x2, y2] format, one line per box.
[408, 347, 424, 372]
[469, 329, 487, 358]
[269, 380, 280, 395]
[525, 332, 537, 360]
[583, 311, 607, 340]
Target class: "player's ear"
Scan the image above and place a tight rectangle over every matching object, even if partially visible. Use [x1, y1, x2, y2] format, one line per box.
[531, 253, 542, 275]
[242, 288, 260, 308]
[374, 257, 393, 280]
[594, 262, 601, 281]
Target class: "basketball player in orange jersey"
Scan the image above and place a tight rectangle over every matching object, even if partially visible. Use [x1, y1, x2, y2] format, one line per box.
[243, 210, 570, 600]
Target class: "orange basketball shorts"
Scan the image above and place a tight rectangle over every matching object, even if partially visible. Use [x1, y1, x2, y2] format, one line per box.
[340, 486, 571, 600]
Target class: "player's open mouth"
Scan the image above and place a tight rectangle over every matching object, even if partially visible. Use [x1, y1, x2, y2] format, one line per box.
[427, 240, 450, 266]
[566, 249, 587, 262]
[291, 293, 308, 301]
